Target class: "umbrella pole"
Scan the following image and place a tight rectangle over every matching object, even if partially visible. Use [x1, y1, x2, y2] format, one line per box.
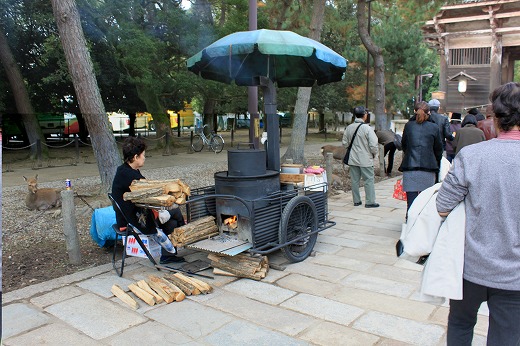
[262, 78, 280, 172]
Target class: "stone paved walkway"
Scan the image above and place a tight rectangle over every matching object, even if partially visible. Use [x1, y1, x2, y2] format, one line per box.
[2, 177, 490, 345]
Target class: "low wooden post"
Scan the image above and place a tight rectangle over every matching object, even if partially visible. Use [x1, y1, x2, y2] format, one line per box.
[74, 135, 79, 164]
[36, 139, 42, 168]
[378, 144, 385, 177]
[325, 152, 333, 192]
[61, 189, 81, 264]
[189, 131, 194, 153]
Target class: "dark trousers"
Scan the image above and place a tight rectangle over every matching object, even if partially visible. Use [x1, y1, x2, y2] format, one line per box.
[447, 279, 520, 346]
[383, 142, 396, 174]
[447, 153, 456, 163]
[159, 208, 185, 256]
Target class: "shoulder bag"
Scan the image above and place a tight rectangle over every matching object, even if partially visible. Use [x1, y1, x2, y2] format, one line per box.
[343, 123, 363, 165]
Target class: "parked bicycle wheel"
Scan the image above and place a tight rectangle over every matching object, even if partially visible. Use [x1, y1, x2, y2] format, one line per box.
[191, 134, 204, 152]
[210, 135, 224, 153]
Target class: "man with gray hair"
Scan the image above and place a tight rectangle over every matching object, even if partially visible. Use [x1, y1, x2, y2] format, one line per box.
[342, 106, 379, 208]
[428, 99, 454, 151]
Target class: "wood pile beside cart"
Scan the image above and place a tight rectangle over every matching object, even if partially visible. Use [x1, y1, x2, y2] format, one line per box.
[123, 179, 191, 207]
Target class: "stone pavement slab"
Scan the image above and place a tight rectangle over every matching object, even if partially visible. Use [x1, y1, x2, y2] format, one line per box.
[2, 303, 50, 339]
[352, 311, 445, 346]
[45, 293, 147, 340]
[280, 293, 365, 325]
[202, 320, 309, 346]
[204, 291, 315, 336]
[3, 323, 101, 346]
[341, 272, 416, 298]
[29, 285, 83, 309]
[104, 321, 199, 345]
[76, 273, 134, 298]
[283, 261, 351, 283]
[144, 299, 235, 339]
[331, 286, 437, 321]
[276, 273, 341, 297]
[223, 279, 296, 305]
[298, 320, 380, 346]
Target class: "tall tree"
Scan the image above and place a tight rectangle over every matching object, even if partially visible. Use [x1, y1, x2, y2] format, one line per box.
[50, 0, 120, 192]
[282, 0, 326, 164]
[0, 27, 47, 158]
[357, 0, 385, 130]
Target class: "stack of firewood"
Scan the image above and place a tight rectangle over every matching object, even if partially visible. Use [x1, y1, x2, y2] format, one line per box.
[111, 274, 212, 310]
[123, 179, 191, 207]
[169, 215, 219, 247]
[208, 253, 269, 281]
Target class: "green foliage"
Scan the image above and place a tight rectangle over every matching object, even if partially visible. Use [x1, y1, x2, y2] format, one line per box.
[2, 0, 469, 123]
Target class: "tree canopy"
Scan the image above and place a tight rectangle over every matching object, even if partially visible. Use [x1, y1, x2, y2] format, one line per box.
[1, 0, 474, 156]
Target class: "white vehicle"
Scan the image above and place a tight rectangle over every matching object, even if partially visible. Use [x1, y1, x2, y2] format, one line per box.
[107, 112, 130, 132]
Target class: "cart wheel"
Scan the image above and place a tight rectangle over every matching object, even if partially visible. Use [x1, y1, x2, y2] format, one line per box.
[278, 196, 318, 262]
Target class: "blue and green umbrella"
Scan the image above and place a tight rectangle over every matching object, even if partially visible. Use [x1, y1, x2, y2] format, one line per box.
[187, 29, 347, 88]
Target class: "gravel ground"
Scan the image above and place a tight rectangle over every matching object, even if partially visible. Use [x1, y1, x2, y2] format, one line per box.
[2, 134, 402, 293]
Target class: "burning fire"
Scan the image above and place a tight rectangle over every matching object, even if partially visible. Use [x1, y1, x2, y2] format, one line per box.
[223, 215, 238, 229]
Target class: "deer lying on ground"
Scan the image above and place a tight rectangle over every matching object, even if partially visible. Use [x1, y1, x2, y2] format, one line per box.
[24, 175, 62, 211]
[320, 145, 346, 161]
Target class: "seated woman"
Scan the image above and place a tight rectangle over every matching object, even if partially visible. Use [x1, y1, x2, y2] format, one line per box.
[111, 136, 185, 264]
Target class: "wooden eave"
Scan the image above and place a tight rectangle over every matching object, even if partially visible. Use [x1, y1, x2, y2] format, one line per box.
[439, 26, 520, 38]
[422, 0, 520, 49]
[424, 10, 520, 26]
[435, 0, 519, 11]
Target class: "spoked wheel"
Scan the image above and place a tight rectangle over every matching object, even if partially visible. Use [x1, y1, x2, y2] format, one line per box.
[210, 135, 224, 153]
[278, 196, 318, 262]
[191, 134, 204, 152]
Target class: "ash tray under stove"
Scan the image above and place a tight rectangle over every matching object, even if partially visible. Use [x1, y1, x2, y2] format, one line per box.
[182, 259, 211, 273]
[186, 234, 252, 256]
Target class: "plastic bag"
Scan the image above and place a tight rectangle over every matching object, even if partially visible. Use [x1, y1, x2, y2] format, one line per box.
[393, 179, 407, 201]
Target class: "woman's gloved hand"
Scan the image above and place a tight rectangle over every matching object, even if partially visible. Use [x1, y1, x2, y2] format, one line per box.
[158, 210, 171, 224]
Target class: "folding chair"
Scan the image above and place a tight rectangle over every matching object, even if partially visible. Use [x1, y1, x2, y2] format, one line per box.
[108, 193, 158, 277]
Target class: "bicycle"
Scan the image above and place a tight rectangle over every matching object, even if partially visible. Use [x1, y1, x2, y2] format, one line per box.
[191, 124, 225, 153]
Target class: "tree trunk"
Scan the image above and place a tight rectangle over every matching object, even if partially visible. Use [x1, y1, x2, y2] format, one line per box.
[135, 84, 170, 148]
[282, 0, 326, 164]
[203, 98, 217, 131]
[51, 0, 120, 193]
[357, 0, 386, 130]
[0, 28, 47, 159]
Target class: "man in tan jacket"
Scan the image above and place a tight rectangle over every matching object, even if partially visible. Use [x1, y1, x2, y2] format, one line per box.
[342, 106, 379, 208]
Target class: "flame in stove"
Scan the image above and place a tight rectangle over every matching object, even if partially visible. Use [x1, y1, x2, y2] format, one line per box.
[224, 215, 238, 229]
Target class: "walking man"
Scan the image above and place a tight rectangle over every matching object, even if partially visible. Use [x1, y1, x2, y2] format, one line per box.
[428, 99, 454, 151]
[342, 106, 379, 208]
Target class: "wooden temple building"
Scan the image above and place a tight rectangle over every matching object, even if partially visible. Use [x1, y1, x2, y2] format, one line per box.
[422, 0, 520, 114]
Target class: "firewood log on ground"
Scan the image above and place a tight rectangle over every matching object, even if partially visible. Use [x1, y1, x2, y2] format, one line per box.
[208, 253, 269, 281]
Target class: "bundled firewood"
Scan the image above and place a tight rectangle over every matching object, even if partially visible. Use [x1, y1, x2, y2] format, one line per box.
[208, 253, 269, 281]
[123, 179, 191, 207]
[163, 272, 213, 296]
[112, 274, 212, 309]
[147, 275, 185, 303]
[169, 215, 219, 247]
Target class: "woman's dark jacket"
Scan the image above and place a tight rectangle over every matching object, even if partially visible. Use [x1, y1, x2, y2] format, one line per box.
[111, 163, 156, 234]
[399, 116, 443, 172]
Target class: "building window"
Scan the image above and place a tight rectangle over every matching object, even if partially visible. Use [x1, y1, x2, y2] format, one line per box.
[449, 47, 491, 66]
